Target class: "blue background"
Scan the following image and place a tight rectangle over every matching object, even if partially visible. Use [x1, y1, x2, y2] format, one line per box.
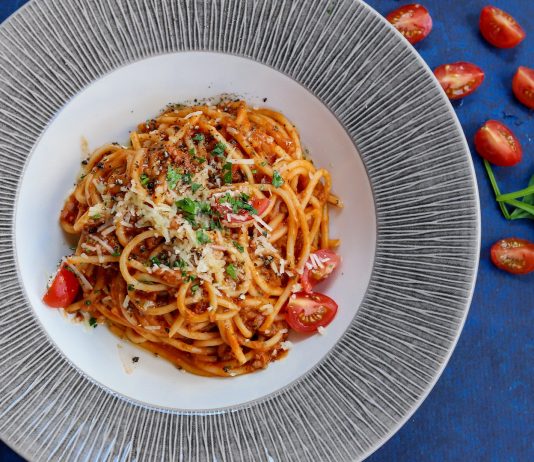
[1, 0, 533, 460]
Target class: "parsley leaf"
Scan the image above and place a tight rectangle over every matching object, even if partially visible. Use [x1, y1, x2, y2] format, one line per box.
[127, 284, 135, 291]
[139, 173, 150, 186]
[176, 197, 199, 216]
[188, 148, 195, 156]
[220, 193, 257, 214]
[193, 133, 205, 142]
[173, 258, 186, 269]
[89, 317, 97, 328]
[167, 165, 182, 190]
[222, 162, 233, 184]
[191, 284, 200, 293]
[233, 241, 244, 252]
[182, 172, 192, 184]
[212, 142, 226, 157]
[196, 229, 210, 244]
[209, 219, 222, 230]
[272, 170, 284, 188]
[149, 256, 161, 266]
[226, 264, 238, 280]
[191, 183, 202, 193]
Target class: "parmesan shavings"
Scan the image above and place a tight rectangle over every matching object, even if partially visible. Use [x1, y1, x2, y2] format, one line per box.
[317, 326, 327, 336]
[226, 158, 255, 165]
[184, 110, 203, 119]
[252, 214, 273, 232]
[90, 235, 115, 254]
[101, 225, 116, 236]
[280, 341, 293, 351]
[63, 258, 93, 291]
[96, 245, 104, 264]
[122, 295, 130, 309]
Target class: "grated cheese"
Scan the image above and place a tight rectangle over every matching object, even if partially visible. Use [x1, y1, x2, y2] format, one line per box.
[280, 341, 293, 350]
[252, 214, 273, 232]
[184, 110, 203, 119]
[101, 225, 116, 236]
[317, 326, 327, 336]
[90, 235, 115, 254]
[96, 245, 104, 263]
[226, 158, 255, 165]
[63, 258, 93, 291]
[144, 325, 161, 331]
[122, 295, 130, 308]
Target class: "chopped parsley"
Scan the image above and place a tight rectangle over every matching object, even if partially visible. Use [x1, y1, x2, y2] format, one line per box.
[176, 198, 212, 226]
[167, 165, 182, 190]
[260, 161, 268, 167]
[226, 264, 238, 280]
[173, 258, 186, 269]
[233, 241, 244, 252]
[212, 142, 226, 157]
[209, 219, 222, 230]
[139, 173, 150, 186]
[127, 284, 135, 291]
[188, 148, 195, 156]
[196, 229, 210, 244]
[272, 170, 284, 188]
[176, 197, 199, 216]
[220, 193, 257, 214]
[149, 255, 161, 266]
[90, 214, 101, 220]
[191, 183, 202, 193]
[88, 317, 97, 328]
[193, 133, 205, 142]
[191, 284, 200, 293]
[111, 248, 121, 257]
[222, 162, 233, 184]
[85, 300, 92, 306]
[182, 172, 192, 184]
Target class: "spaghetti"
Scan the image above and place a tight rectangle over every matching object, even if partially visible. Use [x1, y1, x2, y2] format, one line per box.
[47, 100, 342, 377]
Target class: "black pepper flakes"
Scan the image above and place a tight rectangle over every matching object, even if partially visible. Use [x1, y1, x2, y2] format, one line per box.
[132, 356, 139, 363]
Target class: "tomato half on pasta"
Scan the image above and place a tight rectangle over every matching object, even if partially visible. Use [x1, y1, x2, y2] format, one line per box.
[44, 100, 342, 377]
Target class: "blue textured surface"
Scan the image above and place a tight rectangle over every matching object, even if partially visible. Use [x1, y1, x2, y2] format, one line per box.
[1, 1, 533, 461]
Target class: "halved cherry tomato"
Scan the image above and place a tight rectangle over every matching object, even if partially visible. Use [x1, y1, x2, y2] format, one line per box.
[434, 62, 485, 100]
[285, 292, 338, 333]
[301, 249, 341, 293]
[43, 266, 80, 308]
[214, 196, 270, 224]
[474, 120, 522, 167]
[512, 66, 534, 109]
[386, 4, 432, 45]
[479, 6, 525, 48]
[490, 238, 534, 275]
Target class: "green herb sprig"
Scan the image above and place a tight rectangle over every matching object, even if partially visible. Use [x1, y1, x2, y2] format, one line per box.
[484, 160, 534, 220]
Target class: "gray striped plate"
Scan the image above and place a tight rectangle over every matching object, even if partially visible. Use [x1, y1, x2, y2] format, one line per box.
[0, 1, 479, 461]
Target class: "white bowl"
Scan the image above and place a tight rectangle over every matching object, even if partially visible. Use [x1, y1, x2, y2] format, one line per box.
[15, 52, 376, 410]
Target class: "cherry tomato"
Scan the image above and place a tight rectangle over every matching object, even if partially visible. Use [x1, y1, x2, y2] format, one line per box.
[512, 66, 534, 109]
[386, 4, 433, 45]
[474, 120, 522, 167]
[214, 196, 270, 224]
[285, 292, 338, 333]
[479, 6, 525, 48]
[43, 266, 80, 308]
[490, 238, 534, 275]
[434, 62, 485, 100]
[301, 249, 341, 293]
